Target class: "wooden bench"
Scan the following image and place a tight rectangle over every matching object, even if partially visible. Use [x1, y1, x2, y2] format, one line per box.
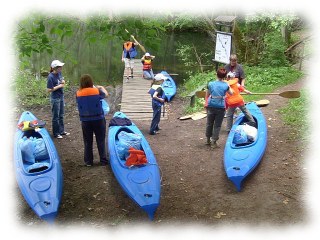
[187, 84, 207, 107]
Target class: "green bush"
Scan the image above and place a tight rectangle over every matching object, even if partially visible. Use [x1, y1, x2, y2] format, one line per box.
[260, 31, 289, 67]
[13, 70, 49, 107]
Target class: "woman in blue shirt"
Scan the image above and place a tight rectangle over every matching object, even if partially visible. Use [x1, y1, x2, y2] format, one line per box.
[205, 67, 233, 148]
[47, 60, 70, 139]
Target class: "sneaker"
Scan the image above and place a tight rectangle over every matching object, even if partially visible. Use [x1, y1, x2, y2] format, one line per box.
[61, 132, 70, 136]
[55, 134, 63, 139]
[206, 137, 212, 145]
[211, 141, 219, 149]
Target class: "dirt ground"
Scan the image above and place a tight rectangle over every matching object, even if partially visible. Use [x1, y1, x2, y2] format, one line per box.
[14, 78, 307, 229]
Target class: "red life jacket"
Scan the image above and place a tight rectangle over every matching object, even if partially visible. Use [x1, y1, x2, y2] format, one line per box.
[142, 59, 152, 70]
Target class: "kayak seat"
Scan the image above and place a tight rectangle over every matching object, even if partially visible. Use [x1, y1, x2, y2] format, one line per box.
[26, 161, 50, 173]
[235, 140, 253, 147]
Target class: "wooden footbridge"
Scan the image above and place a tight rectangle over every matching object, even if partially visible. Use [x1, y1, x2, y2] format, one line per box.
[120, 62, 168, 121]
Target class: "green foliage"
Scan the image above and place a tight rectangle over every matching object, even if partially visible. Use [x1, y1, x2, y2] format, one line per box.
[15, 14, 166, 67]
[245, 13, 298, 33]
[176, 44, 211, 74]
[245, 65, 303, 89]
[16, 17, 52, 57]
[279, 90, 309, 140]
[260, 31, 289, 67]
[180, 72, 213, 96]
[13, 70, 49, 107]
[164, 14, 208, 31]
[239, 13, 299, 65]
[180, 65, 303, 114]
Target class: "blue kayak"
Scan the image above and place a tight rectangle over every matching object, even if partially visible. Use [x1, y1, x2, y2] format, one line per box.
[14, 111, 63, 221]
[224, 102, 267, 191]
[160, 71, 176, 102]
[108, 112, 161, 220]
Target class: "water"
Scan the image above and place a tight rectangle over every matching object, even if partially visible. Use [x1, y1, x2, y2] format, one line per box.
[31, 31, 213, 87]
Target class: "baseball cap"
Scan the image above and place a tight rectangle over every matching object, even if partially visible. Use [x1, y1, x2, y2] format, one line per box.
[51, 60, 65, 68]
[145, 52, 151, 57]
[154, 73, 167, 81]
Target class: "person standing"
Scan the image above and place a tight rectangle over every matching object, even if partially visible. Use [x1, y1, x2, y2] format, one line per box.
[225, 76, 255, 133]
[76, 74, 109, 166]
[141, 52, 155, 80]
[205, 67, 233, 148]
[149, 76, 166, 135]
[122, 36, 140, 82]
[46, 60, 70, 139]
[224, 54, 246, 86]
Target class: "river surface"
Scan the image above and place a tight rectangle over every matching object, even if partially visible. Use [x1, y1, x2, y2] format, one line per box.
[32, 31, 213, 87]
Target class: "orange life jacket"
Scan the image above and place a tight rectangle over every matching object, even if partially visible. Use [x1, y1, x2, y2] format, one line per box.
[142, 59, 152, 70]
[123, 41, 133, 51]
[125, 147, 147, 166]
[123, 42, 137, 58]
[225, 78, 245, 108]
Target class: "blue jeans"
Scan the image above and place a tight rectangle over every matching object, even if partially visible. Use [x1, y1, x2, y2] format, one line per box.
[143, 69, 155, 80]
[50, 96, 65, 137]
[150, 102, 162, 134]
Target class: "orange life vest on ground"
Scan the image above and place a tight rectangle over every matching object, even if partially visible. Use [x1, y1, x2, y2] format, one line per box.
[225, 78, 245, 108]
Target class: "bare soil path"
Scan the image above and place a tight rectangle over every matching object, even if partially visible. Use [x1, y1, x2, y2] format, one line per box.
[14, 78, 307, 229]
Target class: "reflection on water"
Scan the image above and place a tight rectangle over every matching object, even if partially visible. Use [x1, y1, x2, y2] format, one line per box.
[33, 31, 214, 87]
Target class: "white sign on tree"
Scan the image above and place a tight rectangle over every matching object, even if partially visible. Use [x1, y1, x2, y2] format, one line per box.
[214, 31, 232, 64]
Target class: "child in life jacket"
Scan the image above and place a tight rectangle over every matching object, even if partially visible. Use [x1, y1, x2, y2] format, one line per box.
[141, 52, 155, 80]
[225, 73, 256, 132]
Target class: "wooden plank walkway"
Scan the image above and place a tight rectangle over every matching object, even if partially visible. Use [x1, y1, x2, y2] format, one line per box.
[120, 62, 168, 121]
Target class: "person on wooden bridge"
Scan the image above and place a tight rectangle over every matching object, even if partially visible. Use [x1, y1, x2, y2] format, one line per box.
[141, 52, 155, 80]
[122, 37, 140, 82]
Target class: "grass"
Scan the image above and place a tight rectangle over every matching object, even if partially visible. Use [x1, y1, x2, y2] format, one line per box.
[13, 69, 69, 109]
[180, 65, 304, 114]
[279, 89, 309, 141]
[179, 67, 308, 141]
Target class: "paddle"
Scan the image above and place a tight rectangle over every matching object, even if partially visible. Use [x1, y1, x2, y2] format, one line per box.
[241, 90, 301, 98]
[196, 90, 300, 99]
[156, 73, 179, 76]
[179, 111, 207, 120]
[252, 99, 270, 107]
[125, 29, 146, 53]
